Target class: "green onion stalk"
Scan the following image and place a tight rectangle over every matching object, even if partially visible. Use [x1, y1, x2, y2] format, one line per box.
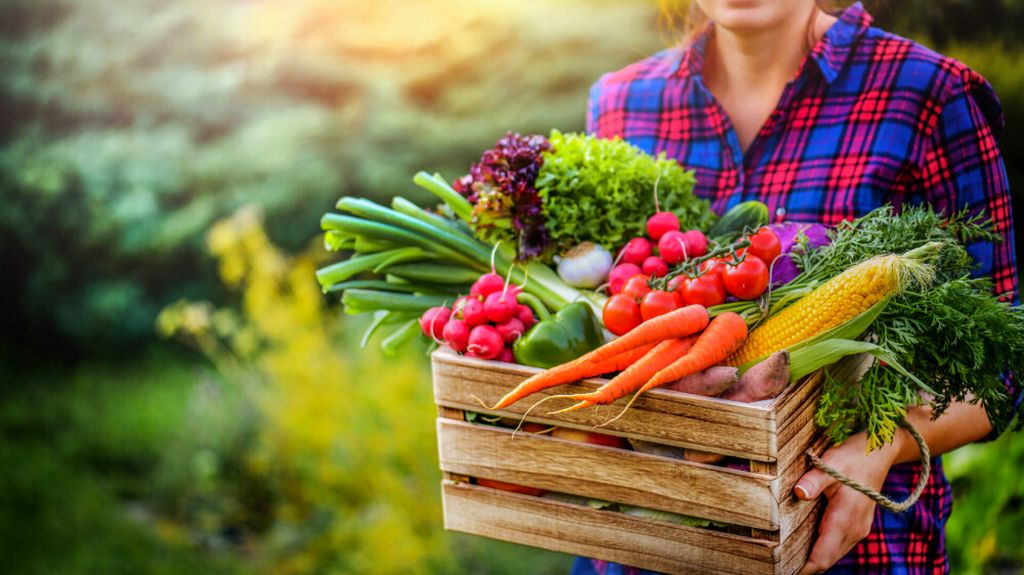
[316, 172, 601, 320]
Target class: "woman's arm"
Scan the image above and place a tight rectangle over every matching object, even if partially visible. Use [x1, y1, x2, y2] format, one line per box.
[794, 401, 993, 575]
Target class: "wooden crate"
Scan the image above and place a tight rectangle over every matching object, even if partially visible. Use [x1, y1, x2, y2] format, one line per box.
[431, 347, 828, 575]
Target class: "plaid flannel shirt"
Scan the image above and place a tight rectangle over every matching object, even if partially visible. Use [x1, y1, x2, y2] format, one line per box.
[576, 2, 1018, 574]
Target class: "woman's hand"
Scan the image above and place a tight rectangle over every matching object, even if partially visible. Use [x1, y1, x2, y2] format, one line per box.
[793, 429, 905, 575]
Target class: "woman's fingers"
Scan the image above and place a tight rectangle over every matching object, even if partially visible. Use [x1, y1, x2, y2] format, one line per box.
[794, 466, 835, 500]
[798, 487, 876, 574]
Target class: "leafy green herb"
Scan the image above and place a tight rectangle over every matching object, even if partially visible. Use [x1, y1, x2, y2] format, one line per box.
[805, 206, 1023, 449]
[535, 130, 713, 255]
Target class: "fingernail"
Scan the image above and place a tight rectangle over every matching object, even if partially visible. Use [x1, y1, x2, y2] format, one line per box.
[794, 484, 810, 499]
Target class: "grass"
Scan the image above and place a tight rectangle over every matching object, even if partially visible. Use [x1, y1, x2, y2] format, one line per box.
[0, 348, 573, 574]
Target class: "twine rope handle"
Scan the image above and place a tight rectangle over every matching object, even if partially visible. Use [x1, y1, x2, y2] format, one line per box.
[805, 420, 930, 514]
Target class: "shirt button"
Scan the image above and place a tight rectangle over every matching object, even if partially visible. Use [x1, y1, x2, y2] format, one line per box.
[775, 207, 786, 219]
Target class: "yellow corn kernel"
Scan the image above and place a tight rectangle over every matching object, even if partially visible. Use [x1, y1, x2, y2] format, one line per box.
[725, 254, 905, 366]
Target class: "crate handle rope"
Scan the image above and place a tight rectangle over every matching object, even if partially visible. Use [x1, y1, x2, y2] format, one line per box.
[804, 419, 930, 514]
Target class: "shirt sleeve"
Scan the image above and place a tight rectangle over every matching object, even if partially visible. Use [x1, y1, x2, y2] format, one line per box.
[915, 68, 1021, 439]
[916, 70, 1018, 303]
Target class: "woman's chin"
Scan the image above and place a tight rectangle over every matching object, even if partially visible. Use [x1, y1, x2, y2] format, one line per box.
[704, 1, 794, 33]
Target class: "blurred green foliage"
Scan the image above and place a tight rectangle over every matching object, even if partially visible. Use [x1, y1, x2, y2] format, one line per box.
[0, 0, 664, 352]
[1, 1, 1023, 573]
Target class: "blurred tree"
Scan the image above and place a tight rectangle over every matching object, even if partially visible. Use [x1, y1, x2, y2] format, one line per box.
[0, 0, 663, 353]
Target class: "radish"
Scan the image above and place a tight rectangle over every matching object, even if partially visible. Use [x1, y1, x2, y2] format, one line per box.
[658, 230, 689, 264]
[641, 256, 669, 278]
[494, 317, 525, 344]
[618, 238, 652, 266]
[646, 212, 680, 241]
[419, 306, 451, 340]
[442, 319, 470, 352]
[683, 230, 708, 258]
[458, 297, 488, 327]
[471, 272, 505, 298]
[608, 263, 643, 294]
[516, 304, 537, 329]
[483, 290, 518, 323]
[497, 347, 515, 363]
[466, 325, 504, 360]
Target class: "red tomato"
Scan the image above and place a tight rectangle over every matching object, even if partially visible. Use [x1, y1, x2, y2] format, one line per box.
[680, 274, 727, 307]
[746, 227, 782, 266]
[722, 256, 770, 300]
[602, 294, 643, 336]
[699, 257, 728, 278]
[621, 274, 652, 302]
[640, 290, 679, 321]
[476, 478, 545, 496]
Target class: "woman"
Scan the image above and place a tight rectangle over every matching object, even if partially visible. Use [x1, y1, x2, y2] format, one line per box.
[576, 1, 1018, 574]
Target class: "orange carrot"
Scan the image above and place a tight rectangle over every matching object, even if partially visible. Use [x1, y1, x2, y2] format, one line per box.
[596, 312, 747, 425]
[550, 336, 697, 414]
[486, 343, 657, 410]
[575, 305, 708, 367]
[641, 312, 748, 395]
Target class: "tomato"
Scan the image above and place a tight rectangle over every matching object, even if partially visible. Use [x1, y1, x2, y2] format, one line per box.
[746, 227, 782, 266]
[621, 274, 652, 302]
[699, 257, 728, 278]
[602, 294, 643, 336]
[640, 290, 679, 321]
[680, 274, 727, 307]
[476, 478, 546, 496]
[722, 256, 770, 300]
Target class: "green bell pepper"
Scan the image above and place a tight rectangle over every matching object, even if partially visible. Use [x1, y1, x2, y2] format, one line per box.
[513, 296, 604, 369]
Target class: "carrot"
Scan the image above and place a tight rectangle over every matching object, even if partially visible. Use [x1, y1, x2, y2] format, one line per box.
[550, 336, 698, 414]
[641, 312, 748, 394]
[577, 304, 708, 366]
[485, 343, 657, 410]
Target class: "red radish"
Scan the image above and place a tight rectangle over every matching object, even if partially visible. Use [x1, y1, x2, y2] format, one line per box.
[619, 237, 652, 265]
[497, 347, 515, 363]
[608, 263, 643, 294]
[646, 212, 680, 241]
[642, 256, 669, 278]
[683, 230, 708, 258]
[495, 317, 525, 344]
[442, 319, 470, 352]
[515, 304, 537, 329]
[470, 272, 506, 298]
[458, 297, 488, 326]
[419, 306, 451, 340]
[658, 230, 689, 264]
[466, 325, 504, 360]
[484, 290, 517, 323]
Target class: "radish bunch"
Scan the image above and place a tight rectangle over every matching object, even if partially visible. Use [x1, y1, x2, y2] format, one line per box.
[419, 272, 537, 362]
[608, 211, 708, 294]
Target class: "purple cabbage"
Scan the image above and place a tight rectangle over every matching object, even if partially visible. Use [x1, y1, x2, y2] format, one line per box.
[453, 132, 551, 260]
[767, 222, 830, 285]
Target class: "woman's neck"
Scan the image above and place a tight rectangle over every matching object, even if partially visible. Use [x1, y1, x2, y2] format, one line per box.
[705, 6, 830, 94]
[702, 7, 837, 152]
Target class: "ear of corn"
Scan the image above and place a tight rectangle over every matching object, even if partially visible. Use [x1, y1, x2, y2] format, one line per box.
[725, 252, 934, 366]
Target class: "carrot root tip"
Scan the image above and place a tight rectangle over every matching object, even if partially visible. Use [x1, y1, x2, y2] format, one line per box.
[547, 400, 592, 415]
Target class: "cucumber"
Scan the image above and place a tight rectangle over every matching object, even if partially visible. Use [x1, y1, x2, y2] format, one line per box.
[707, 201, 770, 243]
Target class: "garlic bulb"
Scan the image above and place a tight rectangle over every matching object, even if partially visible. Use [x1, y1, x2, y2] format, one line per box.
[556, 242, 613, 288]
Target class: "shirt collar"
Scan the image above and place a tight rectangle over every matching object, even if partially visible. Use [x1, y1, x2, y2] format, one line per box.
[674, 2, 872, 85]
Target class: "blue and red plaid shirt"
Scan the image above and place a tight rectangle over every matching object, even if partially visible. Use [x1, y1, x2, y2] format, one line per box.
[576, 2, 1018, 574]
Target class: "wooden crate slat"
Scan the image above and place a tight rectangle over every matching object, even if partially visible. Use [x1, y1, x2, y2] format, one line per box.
[778, 498, 823, 575]
[443, 481, 779, 575]
[438, 418, 778, 530]
[433, 348, 776, 461]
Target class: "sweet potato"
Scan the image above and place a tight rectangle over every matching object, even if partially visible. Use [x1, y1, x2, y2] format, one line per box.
[663, 365, 739, 396]
[721, 351, 790, 403]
